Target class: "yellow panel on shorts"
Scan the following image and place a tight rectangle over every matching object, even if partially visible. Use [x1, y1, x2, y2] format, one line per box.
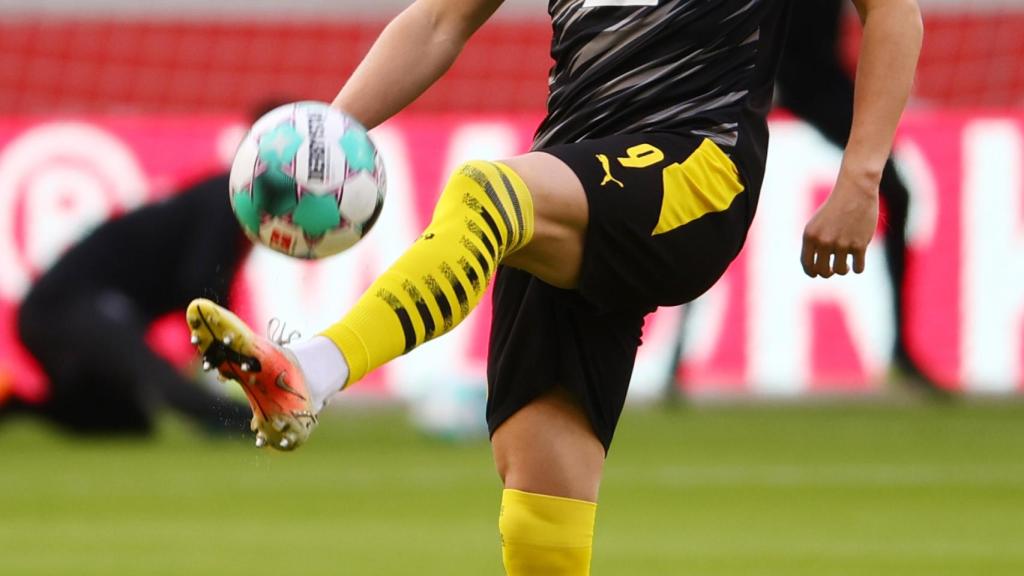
[653, 138, 745, 236]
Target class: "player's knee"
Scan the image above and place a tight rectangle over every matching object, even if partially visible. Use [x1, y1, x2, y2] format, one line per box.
[450, 159, 500, 182]
[494, 449, 511, 484]
[435, 160, 534, 256]
[438, 160, 503, 206]
[448, 159, 501, 183]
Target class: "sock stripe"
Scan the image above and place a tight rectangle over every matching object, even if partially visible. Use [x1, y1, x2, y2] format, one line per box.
[495, 165, 526, 248]
[423, 274, 454, 331]
[402, 280, 436, 342]
[440, 263, 471, 316]
[462, 164, 515, 247]
[461, 237, 492, 278]
[458, 257, 482, 293]
[463, 194, 506, 250]
[479, 206, 507, 257]
[467, 219, 497, 261]
[377, 288, 417, 353]
[474, 199, 507, 251]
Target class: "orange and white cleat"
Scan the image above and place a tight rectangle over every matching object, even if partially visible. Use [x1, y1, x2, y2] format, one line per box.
[186, 298, 316, 451]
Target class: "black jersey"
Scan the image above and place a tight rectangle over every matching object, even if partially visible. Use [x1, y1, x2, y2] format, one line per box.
[534, 0, 792, 192]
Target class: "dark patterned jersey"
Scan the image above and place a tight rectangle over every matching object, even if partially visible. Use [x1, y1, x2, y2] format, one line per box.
[533, 0, 792, 191]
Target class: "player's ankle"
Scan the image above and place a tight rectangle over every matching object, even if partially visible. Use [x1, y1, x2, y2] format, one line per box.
[287, 336, 350, 412]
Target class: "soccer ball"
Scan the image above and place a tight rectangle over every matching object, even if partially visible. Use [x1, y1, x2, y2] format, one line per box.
[229, 101, 386, 259]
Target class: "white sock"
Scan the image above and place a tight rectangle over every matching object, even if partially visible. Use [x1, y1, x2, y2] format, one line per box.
[287, 336, 349, 412]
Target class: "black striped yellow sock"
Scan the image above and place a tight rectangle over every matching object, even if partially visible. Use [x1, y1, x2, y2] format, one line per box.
[321, 160, 534, 385]
[499, 488, 597, 576]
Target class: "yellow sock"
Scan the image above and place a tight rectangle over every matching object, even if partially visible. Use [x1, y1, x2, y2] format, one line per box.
[499, 488, 597, 576]
[321, 160, 534, 385]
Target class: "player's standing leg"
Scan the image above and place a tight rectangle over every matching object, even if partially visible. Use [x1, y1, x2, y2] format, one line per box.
[493, 388, 603, 574]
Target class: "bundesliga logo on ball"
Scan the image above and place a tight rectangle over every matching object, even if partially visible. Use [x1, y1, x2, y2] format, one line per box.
[229, 101, 386, 259]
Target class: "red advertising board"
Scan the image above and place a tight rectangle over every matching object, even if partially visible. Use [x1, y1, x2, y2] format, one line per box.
[1, 112, 1022, 402]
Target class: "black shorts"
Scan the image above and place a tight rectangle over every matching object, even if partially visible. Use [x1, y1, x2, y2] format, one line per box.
[486, 132, 757, 450]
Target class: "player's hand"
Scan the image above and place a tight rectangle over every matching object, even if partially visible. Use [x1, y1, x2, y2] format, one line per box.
[800, 175, 879, 278]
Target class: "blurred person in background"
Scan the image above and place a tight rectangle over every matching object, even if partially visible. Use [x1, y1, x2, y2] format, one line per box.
[0, 173, 253, 436]
[0, 102, 295, 437]
[185, 0, 922, 574]
[776, 0, 936, 390]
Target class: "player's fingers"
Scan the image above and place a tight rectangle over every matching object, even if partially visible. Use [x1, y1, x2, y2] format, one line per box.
[814, 247, 834, 278]
[833, 250, 850, 275]
[801, 238, 817, 277]
[852, 247, 867, 274]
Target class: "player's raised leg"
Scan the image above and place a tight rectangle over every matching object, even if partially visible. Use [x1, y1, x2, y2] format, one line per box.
[187, 151, 589, 450]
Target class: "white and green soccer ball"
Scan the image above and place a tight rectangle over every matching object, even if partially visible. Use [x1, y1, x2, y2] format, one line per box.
[229, 101, 386, 259]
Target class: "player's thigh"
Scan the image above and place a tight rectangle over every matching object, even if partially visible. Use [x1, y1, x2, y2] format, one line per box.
[491, 386, 606, 503]
[498, 152, 589, 290]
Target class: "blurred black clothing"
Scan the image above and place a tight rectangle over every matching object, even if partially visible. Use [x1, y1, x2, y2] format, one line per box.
[27, 174, 245, 319]
[16, 173, 253, 434]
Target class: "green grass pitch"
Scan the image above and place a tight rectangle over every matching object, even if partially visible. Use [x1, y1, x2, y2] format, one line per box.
[1, 401, 1022, 575]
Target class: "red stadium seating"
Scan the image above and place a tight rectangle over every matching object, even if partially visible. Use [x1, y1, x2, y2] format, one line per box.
[2, 13, 1022, 115]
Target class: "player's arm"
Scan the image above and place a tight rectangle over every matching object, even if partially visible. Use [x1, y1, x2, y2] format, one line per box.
[801, 0, 922, 278]
[331, 0, 504, 129]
